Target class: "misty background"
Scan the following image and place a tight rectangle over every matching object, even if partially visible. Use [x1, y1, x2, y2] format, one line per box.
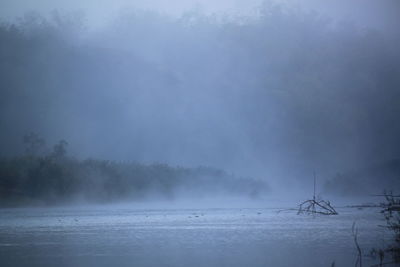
[0, 0, 399, 201]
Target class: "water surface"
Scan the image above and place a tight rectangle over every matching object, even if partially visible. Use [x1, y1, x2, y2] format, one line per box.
[0, 206, 390, 267]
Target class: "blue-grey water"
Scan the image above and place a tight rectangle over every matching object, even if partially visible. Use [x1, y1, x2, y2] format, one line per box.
[0, 206, 391, 267]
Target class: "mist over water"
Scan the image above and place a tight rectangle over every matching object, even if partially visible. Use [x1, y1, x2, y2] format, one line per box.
[0, 1, 399, 193]
[0, 1, 399, 266]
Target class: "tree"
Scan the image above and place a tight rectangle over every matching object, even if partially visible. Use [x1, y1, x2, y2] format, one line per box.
[52, 139, 68, 158]
[22, 132, 46, 156]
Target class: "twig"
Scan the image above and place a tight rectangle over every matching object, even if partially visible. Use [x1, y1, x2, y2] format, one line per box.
[352, 222, 363, 267]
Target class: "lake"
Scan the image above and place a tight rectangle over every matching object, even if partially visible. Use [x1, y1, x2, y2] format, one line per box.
[0, 206, 392, 266]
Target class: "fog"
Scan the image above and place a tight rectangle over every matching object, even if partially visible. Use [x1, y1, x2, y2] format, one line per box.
[1, 1, 400, 267]
[0, 0, 399, 197]
[1, 0, 399, 33]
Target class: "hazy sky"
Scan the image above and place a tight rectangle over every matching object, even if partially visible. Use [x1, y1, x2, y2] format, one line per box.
[0, 0, 399, 192]
[0, 0, 399, 32]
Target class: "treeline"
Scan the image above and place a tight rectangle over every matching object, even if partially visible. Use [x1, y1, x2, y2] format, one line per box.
[0, 4, 399, 182]
[0, 135, 268, 206]
[323, 159, 400, 196]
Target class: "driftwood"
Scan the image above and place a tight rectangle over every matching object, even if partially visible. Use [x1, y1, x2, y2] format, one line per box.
[297, 198, 338, 215]
[297, 172, 338, 215]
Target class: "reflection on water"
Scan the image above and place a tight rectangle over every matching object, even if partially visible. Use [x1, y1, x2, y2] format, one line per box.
[0, 207, 389, 267]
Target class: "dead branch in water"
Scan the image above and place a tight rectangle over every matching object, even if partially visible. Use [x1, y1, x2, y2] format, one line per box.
[297, 172, 338, 215]
[297, 199, 338, 215]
